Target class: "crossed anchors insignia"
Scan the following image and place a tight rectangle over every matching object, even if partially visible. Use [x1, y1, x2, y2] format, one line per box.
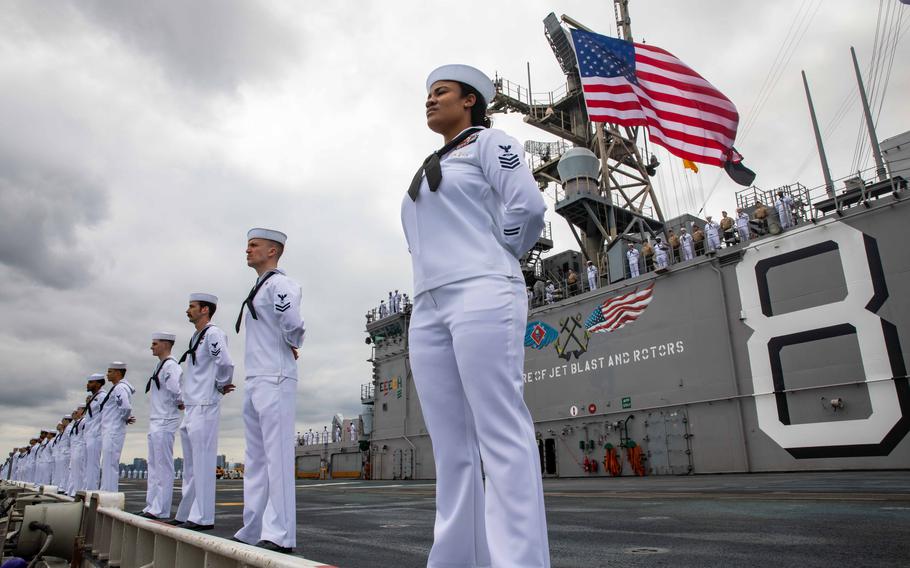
[553, 313, 589, 361]
[275, 293, 291, 312]
[498, 145, 520, 170]
[209, 342, 221, 357]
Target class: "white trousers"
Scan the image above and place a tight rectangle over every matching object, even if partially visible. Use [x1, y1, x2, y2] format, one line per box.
[35, 461, 49, 485]
[587, 274, 596, 291]
[101, 430, 126, 492]
[629, 258, 640, 277]
[707, 233, 720, 251]
[655, 252, 668, 268]
[54, 452, 70, 491]
[235, 376, 297, 548]
[69, 443, 85, 496]
[145, 418, 180, 518]
[84, 436, 102, 491]
[409, 276, 550, 568]
[176, 404, 221, 525]
[737, 225, 749, 242]
[682, 243, 694, 261]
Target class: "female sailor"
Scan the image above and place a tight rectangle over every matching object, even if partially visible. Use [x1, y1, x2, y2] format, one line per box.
[401, 64, 551, 568]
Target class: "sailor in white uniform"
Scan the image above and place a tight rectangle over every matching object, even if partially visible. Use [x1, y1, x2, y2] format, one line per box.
[100, 362, 135, 492]
[141, 332, 183, 519]
[379, 300, 388, 318]
[736, 208, 750, 242]
[627, 243, 641, 277]
[35, 430, 51, 485]
[233, 228, 305, 554]
[705, 216, 721, 252]
[586, 260, 598, 291]
[23, 439, 38, 483]
[68, 406, 86, 496]
[173, 293, 234, 531]
[654, 237, 670, 269]
[402, 64, 551, 568]
[775, 191, 794, 229]
[349, 420, 358, 443]
[55, 415, 73, 491]
[680, 227, 695, 261]
[83, 374, 108, 491]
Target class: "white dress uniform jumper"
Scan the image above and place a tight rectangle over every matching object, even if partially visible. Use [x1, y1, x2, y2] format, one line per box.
[144, 352, 183, 519]
[175, 321, 234, 526]
[100, 377, 136, 492]
[586, 264, 598, 291]
[234, 262, 305, 550]
[402, 118, 551, 566]
[83, 387, 108, 491]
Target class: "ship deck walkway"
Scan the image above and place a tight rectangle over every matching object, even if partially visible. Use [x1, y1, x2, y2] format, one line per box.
[118, 471, 910, 567]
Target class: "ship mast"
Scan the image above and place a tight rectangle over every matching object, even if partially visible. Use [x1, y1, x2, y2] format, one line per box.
[490, 0, 665, 283]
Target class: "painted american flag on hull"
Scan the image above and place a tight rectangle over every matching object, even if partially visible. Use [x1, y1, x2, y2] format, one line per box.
[584, 283, 655, 334]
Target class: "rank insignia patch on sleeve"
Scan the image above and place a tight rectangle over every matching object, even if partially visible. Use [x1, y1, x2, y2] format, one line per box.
[498, 145, 520, 170]
[209, 342, 221, 357]
[275, 293, 291, 312]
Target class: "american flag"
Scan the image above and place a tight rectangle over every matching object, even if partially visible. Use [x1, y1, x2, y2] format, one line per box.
[584, 283, 655, 334]
[570, 29, 739, 167]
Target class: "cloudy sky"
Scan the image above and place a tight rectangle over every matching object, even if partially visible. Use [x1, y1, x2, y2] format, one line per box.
[1, 0, 907, 463]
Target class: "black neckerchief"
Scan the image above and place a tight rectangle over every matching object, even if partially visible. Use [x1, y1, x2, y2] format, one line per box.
[235, 270, 278, 333]
[86, 389, 103, 417]
[179, 325, 212, 365]
[407, 127, 483, 201]
[99, 383, 123, 413]
[146, 357, 176, 392]
[70, 420, 81, 436]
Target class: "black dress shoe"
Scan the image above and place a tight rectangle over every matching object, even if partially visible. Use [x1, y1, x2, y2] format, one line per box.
[255, 540, 294, 554]
[182, 522, 215, 531]
[137, 512, 159, 519]
[165, 519, 184, 526]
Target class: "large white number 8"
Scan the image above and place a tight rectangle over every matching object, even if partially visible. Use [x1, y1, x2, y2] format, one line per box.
[736, 221, 907, 458]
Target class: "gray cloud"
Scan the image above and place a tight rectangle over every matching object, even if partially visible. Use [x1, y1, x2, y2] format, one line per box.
[70, 0, 304, 95]
[0, 154, 108, 289]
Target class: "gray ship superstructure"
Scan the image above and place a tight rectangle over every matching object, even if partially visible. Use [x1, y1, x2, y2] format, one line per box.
[296, 9, 910, 481]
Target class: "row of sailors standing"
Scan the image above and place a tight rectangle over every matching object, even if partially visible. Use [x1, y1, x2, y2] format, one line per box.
[1, 228, 305, 554]
[2, 362, 134, 495]
[365, 290, 412, 322]
[297, 422, 359, 446]
[627, 193, 798, 277]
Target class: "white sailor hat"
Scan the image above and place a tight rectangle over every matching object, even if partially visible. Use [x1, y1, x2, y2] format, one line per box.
[108, 361, 127, 370]
[87, 373, 105, 382]
[426, 64, 495, 104]
[76, 405, 86, 410]
[40, 429, 50, 434]
[63, 414, 72, 420]
[189, 293, 218, 305]
[247, 228, 287, 245]
[151, 332, 176, 342]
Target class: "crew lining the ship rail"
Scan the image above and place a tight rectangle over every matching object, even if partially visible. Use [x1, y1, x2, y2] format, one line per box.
[401, 63, 551, 568]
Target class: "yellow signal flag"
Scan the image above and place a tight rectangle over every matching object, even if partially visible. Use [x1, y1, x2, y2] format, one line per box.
[683, 159, 699, 173]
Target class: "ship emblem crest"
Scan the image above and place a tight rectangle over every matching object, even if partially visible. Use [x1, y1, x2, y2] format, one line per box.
[554, 313, 590, 360]
[525, 320, 558, 350]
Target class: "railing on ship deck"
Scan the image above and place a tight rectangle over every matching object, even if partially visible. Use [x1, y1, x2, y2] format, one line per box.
[4, 482, 335, 568]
